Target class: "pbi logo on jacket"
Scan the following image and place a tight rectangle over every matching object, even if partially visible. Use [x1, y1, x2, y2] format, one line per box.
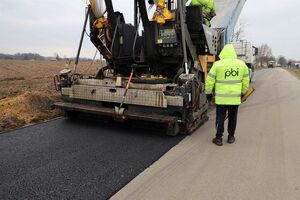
[225, 68, 239, 79]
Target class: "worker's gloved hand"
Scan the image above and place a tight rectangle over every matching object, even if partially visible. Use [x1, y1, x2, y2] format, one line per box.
[241, 93, 246, 100]
[206, 94, 213, 102]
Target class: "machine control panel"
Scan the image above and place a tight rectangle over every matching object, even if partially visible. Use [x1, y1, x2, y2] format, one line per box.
[156, 28, 178, 46]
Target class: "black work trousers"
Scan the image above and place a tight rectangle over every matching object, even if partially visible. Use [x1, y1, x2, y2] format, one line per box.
[215, 105, 239, 138]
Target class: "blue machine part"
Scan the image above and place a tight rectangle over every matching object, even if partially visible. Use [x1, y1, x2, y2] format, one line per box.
[211, 0, 247, 44]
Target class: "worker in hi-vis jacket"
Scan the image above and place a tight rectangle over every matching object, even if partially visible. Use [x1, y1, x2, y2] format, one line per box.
[190, 0, 216, 26]
[206, 44, 250, 146]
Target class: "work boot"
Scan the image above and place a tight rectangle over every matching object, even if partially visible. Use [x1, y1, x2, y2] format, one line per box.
[227, 135, 236, 144]
[212, 137, 223, 146]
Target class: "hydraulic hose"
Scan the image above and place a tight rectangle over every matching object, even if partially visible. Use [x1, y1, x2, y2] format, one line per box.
[72, 5, 91, 82]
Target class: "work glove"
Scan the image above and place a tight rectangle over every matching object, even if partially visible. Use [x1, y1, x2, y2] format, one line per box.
[206, 94, 213, 102]
[241, 93, 245, 100]
[241, 92, 247, 101]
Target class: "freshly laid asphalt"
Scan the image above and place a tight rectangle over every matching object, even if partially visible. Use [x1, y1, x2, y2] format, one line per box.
[4, 68, 297, 200]
[0, 118, 184, 200]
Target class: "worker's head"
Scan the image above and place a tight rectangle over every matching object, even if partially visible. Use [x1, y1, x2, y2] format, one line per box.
[219, 44, 237, 60]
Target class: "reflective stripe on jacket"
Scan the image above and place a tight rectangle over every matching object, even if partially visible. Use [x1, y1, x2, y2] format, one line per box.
[205, 44, 250, 105]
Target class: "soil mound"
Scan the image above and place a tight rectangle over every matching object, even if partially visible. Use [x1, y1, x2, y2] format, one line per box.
[0, 91, 61, 132]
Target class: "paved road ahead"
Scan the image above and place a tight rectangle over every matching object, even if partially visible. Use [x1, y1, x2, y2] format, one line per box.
[0, 118, 184, 199]
[112, 68, 300, 200]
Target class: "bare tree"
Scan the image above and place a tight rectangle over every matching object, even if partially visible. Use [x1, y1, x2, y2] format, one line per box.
[256, 44, 273, 67]
[231, 20, 247, 41]
[54, 53, 60, 61]
[258, 44, 273, 57]
[287, 59, 296, 68]
[277, 56, 287, 67]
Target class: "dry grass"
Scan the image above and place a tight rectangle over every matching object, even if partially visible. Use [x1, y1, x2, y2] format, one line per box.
[0, 59, 102, 132]
[290, 68, 300, 78]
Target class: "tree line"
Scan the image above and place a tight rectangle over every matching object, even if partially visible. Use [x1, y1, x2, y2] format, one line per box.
[0, 53, 46, 60]
[256, 44, 297, 68]
[0, 48, 296, 67]
[0, 53, 92, 61]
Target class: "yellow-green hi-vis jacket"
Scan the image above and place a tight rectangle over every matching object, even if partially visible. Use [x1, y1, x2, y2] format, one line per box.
[205, 44, 250, 105]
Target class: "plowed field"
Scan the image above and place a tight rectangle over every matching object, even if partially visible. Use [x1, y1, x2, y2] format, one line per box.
[0, 60, 100, 132]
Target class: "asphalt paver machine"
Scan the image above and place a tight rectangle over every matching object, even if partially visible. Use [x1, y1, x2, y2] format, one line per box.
[55, 0, 219, 135]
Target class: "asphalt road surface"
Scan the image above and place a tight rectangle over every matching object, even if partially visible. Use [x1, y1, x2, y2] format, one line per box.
[1, 68, 299, 200]
[0, 118, 184, 199]
[112, 68, 300, 200]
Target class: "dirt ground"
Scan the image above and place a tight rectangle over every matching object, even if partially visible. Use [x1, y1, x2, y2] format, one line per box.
[0, 60, 101, 132]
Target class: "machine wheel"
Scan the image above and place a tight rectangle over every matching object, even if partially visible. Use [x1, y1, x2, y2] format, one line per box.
[166, 122, 181, 136]
[181, 108, 209, 135]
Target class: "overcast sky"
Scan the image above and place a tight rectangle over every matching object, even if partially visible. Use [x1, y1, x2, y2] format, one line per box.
[0, 0, 299, 60]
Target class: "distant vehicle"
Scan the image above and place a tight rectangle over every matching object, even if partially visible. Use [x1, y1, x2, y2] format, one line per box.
[268, 61, 275, 68]
[232, 41, 258, 82]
